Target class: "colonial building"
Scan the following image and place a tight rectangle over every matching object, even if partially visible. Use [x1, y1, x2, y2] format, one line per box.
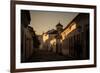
[43, 13, 89, 60]
[21, 10, 35, 62]
[42, 29, 57, 51]
[42, 22, 63, 53]
[61, 13, 89, 59]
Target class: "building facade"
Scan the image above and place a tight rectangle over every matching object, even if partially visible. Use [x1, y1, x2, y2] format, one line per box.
[61, 13, 89, 59]
[21, 10, 35, 62]
[43, 13, 89, 60]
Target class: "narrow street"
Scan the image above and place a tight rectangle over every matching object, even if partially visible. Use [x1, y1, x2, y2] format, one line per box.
[25, 50, 72, 63]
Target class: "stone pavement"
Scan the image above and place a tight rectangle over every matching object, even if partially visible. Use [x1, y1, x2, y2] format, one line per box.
[24, 50, 73, 63]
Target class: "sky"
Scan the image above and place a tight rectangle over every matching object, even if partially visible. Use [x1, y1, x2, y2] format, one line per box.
[30, 10, 78, 35]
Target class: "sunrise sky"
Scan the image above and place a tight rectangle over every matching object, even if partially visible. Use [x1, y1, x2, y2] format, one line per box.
[29, 10, 79, 35]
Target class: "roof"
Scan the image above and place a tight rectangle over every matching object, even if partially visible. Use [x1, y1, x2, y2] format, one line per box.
[56, 22, 63, 27]
[46, 29, 58, 34]
[62, 13, 79, 32]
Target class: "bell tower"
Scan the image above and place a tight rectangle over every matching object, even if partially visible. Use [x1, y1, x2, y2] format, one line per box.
[56, 22, 63, 33]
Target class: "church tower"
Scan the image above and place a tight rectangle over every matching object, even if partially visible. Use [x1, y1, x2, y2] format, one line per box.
[56, 22, 63, 33]
[56, 22, 63, 54]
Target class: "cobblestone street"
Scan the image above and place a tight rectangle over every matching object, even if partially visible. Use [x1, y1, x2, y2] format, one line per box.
[25, 50, 73, 63]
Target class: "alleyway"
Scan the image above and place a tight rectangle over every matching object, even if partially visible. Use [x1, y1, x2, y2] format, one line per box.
[25, 50, 73, 63]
